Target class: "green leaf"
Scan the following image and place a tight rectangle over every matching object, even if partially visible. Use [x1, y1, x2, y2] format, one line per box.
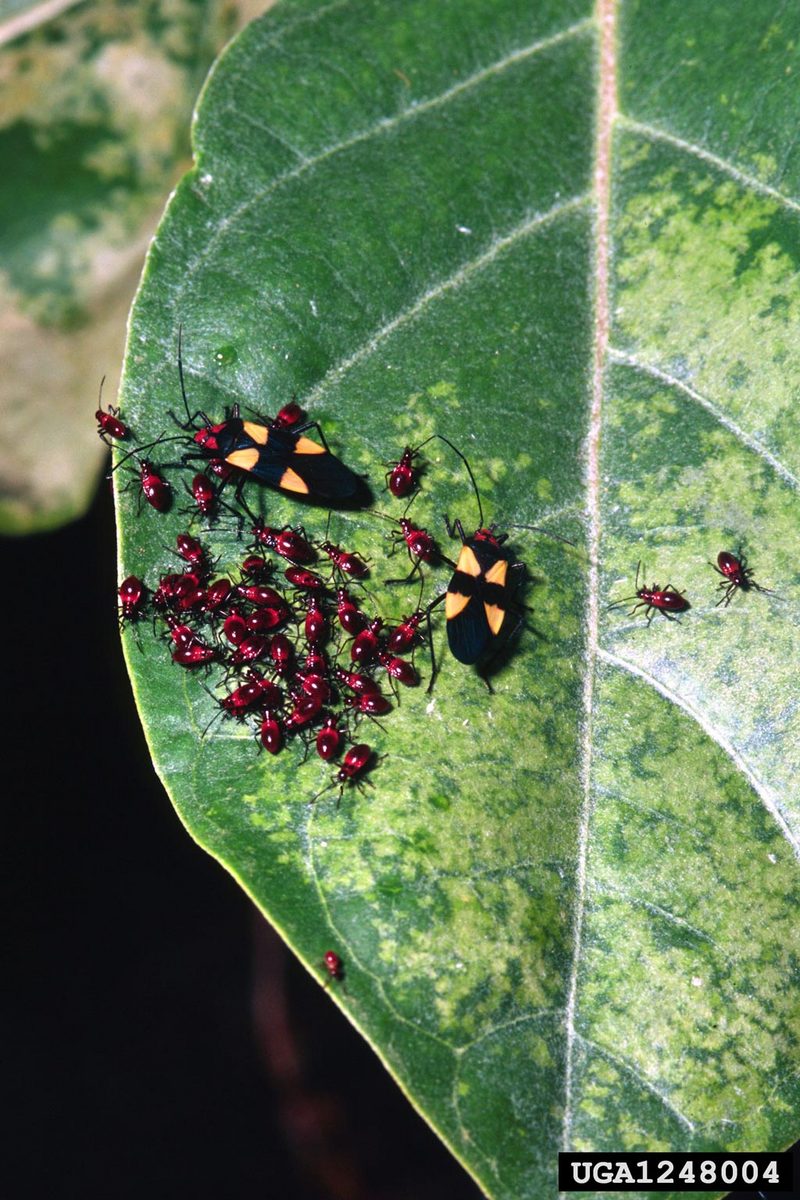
[0, 0, 269, 534]
[116, 1, 800, 1197]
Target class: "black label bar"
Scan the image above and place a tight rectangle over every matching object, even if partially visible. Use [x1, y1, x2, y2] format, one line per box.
[558, 1151, 794, 1193]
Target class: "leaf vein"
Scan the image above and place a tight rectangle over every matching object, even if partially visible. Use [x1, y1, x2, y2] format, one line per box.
[618, 115, 800, 215]
[302, 195, 589, 407]
[575, 1033, 697, 1132]
[228, 107, 309, 162]
[608, 350, 800, 492]
[594, 784, 699, 832]
[597, 647, 800, 861]
[592, 881, 730, 957]
[181, 16, 594, 292]
[303, 810, 463, 1055]
[0, 0, 84, 48]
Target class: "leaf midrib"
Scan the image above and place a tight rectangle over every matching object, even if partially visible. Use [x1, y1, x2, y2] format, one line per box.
[560, 0, 616, 1159]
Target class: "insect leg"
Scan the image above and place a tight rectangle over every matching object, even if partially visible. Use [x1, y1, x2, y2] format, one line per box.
[424, 591, 446, 694]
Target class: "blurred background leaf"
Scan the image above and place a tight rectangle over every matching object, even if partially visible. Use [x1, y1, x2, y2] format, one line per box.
[0, 0, 272, 534]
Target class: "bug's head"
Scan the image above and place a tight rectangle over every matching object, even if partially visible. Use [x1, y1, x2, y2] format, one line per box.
[194, 421, 226, 451]
[473, 525, 506, 548]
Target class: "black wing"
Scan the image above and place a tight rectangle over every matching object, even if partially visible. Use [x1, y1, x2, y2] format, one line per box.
[446, 571, 492, 664]
[223, 424, 369, 505]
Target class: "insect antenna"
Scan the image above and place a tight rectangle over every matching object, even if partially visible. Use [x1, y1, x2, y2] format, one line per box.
[108, 431, 187, 472]
[310, 779, 337, 805]
[605, 594, 640, 612]
[508, 524, 576, 548]
[200, 687, 224, 738]
[171, 324, 214, 431]
[606, 562, 644, 611]
[420, 433, 484, 527]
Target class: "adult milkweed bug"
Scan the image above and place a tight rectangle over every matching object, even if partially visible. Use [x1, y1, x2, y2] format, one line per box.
[710, 549, 774, 607]
[607, 561, 690, 624]
[424, 446, 573, 690]
[436, 519, 524, 670]
[170, 328, 369, 507]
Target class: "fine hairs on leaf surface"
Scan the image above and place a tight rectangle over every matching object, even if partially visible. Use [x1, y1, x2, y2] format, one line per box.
[114, 2, 800, 1198]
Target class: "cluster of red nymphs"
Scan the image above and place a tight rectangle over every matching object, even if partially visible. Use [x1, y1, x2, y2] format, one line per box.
[117, 521, 429, 796]
[100, 396, 447, 811]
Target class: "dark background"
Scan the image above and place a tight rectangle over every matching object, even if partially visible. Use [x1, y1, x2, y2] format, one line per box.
[2, 487, 794, 1200]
